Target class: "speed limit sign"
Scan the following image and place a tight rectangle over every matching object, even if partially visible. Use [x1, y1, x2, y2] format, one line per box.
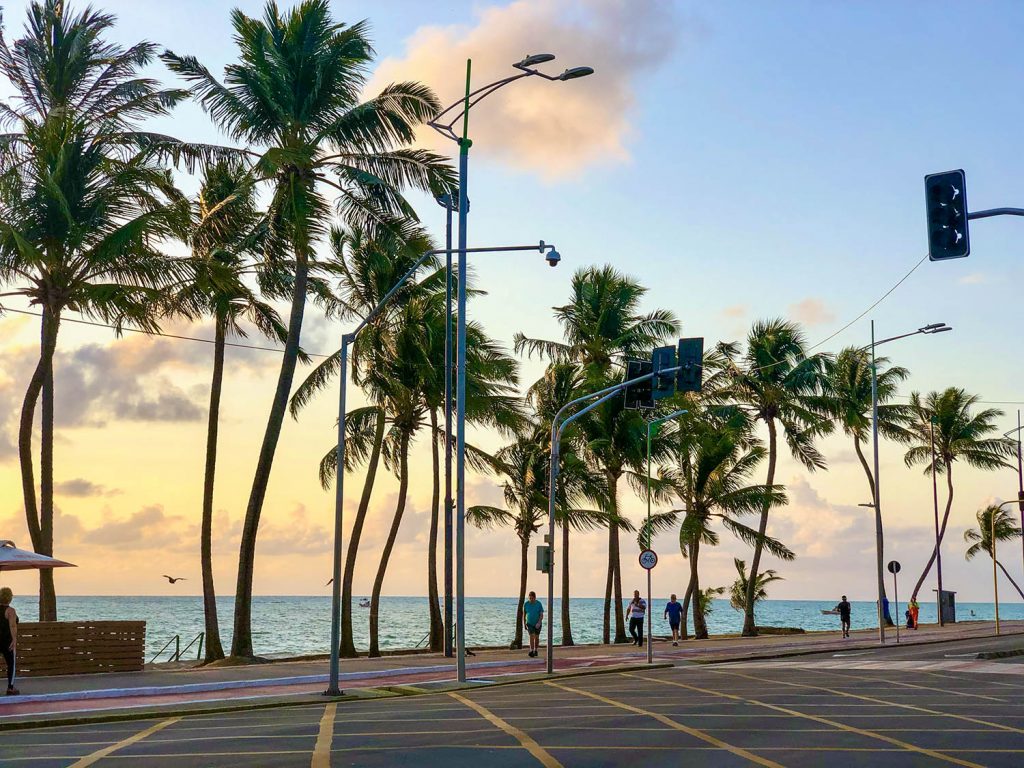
[639, 549, 658, 570]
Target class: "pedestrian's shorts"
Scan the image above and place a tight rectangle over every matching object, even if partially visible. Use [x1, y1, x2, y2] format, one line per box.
[526, 623, 541, 636]
[669, 619, 680, 630]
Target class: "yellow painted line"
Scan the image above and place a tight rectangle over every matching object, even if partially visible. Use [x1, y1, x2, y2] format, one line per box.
[817, 670, 1008, 702]
[633, 673, 984, 768]
[714, 668, 1024, 735]
[449, 692, 563, 768]
[66, 717, 180, 768]
[547, 681, 784, 768]
[311, 703, 336, 768]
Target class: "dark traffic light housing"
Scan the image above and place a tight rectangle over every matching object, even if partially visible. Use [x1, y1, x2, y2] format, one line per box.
[676, 337, 704, 393]
[925, 170, 969, 261]
[651, 346, 676, 401]
[624, 359, 654, 410]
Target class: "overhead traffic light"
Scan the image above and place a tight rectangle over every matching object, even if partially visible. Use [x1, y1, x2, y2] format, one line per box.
[676, 337, 704, 393]
[651, 345, 676, 401]
[925, 170, 969, 261]
[624, 359, 654, 410]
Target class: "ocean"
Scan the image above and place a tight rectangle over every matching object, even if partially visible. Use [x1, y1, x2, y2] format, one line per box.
[11, 596, 1021, 660]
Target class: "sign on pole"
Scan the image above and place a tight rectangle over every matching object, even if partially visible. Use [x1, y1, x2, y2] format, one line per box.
[639, 549, 658, 570]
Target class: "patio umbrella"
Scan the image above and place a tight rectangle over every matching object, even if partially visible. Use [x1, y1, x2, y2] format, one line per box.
[0, 540, 76, 571]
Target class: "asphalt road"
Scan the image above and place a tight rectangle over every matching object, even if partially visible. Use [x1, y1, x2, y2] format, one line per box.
[794, 630, 1024, 662]
[6, 649, 1024, 767]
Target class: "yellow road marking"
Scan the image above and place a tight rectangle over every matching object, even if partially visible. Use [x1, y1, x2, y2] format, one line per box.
[449, 691, 563, 768]
[714, 668, 1024, 735]
[630, 673, 985, 768]
[67, 717, 180, 768]
[311, 703, 336, 768]
[820, 669, 1008, 702]
[546, 680, 784, 768]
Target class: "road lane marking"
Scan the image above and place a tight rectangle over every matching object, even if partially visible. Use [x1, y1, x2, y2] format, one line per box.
[546, 680, 784, 768]
[449, 691, 562, 768]
[823, 669, 1008, 702]
[712, 668, 1024, 735]
[66, 717, 180, 768]
[629, 673, 985, 768]
[311, 703, 336, 768]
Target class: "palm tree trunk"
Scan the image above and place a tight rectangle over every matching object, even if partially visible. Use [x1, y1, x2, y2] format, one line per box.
[200, 317, 227, 662]
[36, 307, 60, 621]
[996, 559, 1024, 601]
[513, 535, 528, 650]
[603, 540, 612, 644]
[853, 436, 892, 624]
[426, 408, 444, 652]
[690, 539, 708, 639]
[606, 471, 627, 643]
[743, 418, 777, 636]
[369, 429, 412, 658]
[680, 575, 693, 641]
[560, 515, 573, 646]
[231, 254, 309, 658]
[911, 463, 954, 601]
[341, 407, 386, 658]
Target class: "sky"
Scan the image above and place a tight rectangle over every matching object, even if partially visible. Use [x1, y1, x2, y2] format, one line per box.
[2, 0, 1024, 609]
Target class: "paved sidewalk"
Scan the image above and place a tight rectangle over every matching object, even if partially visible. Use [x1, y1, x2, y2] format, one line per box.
[3, 619, 1021, 727]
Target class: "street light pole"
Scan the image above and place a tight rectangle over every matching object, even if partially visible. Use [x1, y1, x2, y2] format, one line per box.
[1004, 414, 1024, 579]
[931, 416, 944, 626]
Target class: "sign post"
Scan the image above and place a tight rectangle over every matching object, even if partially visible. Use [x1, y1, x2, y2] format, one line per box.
[887, 560, 902, 644]
[640, 549, 658, 664]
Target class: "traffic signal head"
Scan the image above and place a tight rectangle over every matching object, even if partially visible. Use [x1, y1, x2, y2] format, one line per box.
[925, 170, 969, 261]
[676, 337, 704, 393]
[651, 345, 676, 401]
[624, 359, 654, 410]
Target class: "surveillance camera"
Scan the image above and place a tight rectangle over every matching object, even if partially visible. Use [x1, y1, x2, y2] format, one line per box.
[545, 249, 561, 267]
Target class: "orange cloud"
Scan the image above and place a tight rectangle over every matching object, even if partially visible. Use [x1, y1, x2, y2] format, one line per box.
[369, 0, 679, 181]
[787, 297, 835, 328]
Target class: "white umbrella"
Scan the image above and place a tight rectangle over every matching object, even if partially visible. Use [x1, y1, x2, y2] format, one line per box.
[0, 540, 76, 571]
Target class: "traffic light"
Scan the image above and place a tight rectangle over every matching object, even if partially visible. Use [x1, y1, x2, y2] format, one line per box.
[624, 359, 654, 410]
[925, 170, 969, 261]
[651, 345, 676, 401]
[676, 337, 704, 393]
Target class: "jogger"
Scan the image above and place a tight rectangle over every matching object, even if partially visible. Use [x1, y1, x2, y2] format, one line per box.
[1, 587, 18, 695]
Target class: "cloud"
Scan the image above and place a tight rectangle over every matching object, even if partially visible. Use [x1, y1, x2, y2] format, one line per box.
[787, 298, 835, 328]
[54, 479, 121, 498]
[721, 304, 748, 319]
[958, 272, 987, 285]
[369, 0, 680, 181]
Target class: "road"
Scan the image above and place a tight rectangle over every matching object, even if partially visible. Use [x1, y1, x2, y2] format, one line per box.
[6, 636, 1024, 767]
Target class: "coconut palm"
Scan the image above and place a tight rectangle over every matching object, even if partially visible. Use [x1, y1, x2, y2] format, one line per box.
[163, 161, 290, 663]
[163, 0, 455, 657]
[729, 558, 783, 613]
[905, 388, 1014, 601]
[0, 0, 190, 620]
[817, 346, 912, 624]
[641, 407, 789, 639]
[965, 505, 1024, 600]
[719, 319, 830, 636]
[515, 266, 678, 644]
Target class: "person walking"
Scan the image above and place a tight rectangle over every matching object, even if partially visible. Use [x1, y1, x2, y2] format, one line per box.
[835, 595, 852, 639]
[626, 590, 647, 646]
[664, 594, 683, 646]
[909, 597, 920, 630]
[522, 591, 543, 658]
[1, 587, 18, 696]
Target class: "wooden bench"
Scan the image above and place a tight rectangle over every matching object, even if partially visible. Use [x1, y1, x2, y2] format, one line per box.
[1, 620, 145, 677]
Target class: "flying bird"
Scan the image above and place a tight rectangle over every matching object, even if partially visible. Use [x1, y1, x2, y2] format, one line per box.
[162, 575, 187, 584]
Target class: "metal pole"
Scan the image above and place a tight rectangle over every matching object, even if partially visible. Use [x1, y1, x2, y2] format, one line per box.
[455, 59, 472, 683]
[1017, 410, 1023, 577]
[326, 336, 350, 695]
[646, 424, 653, 665]
[993, 509, 1001, 635]
[931, 417, 944, 627]
[546, 421, 558, 675]
[443, 199, 454, 659]
[893, 569, 900, 644]
[870, 321, 886, 644]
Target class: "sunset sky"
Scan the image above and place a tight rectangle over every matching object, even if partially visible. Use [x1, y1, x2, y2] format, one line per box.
[2, 0, 1024, 607]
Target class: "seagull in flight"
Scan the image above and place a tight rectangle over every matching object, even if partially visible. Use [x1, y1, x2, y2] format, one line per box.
[162, 575, 187, 584]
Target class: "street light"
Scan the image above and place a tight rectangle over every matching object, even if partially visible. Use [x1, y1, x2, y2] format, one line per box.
[325, 241, 559, 696]
[867, 321, 951, 644]
[428, 54, 593, 683]
[646, 409, 687, 664]
[1003, 414, 1024, 578]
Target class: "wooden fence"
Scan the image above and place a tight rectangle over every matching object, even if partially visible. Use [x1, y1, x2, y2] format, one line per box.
[2, 620, 146, 677]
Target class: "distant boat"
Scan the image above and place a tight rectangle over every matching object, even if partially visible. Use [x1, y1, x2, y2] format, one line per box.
[359, 598, 371, 608]
[820, 609, 839, 615]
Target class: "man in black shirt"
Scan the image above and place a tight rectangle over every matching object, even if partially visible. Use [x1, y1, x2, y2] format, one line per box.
[835, 595, 852, 638]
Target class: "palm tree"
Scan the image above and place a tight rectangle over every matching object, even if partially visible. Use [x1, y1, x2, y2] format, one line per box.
[965, 504, 1024, 600]
[515, 266, 678, 644]
[720, 319, 829, 636]
[0, 0, 188, 620]
[163, 161, 289, 663]
[163, 0, 455, 657]
[818, 346, 912, 624]
[729, 558, 783, 613]
[905, 388, 1014, 601]
[641, 407, 789, 638]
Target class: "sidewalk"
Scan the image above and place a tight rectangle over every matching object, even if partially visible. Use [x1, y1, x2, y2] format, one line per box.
[3, 619, 1021, 727]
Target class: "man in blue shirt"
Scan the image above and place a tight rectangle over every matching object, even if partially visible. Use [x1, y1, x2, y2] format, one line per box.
[523, 591, 544, 658]
[664, 594, 683, 646]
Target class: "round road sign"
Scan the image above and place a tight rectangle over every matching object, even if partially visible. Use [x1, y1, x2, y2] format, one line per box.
[639, 549, 658, 570]
[887, 560, 901, 574]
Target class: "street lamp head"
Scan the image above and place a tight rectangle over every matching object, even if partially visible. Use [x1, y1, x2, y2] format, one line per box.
[516, 53, 556, 68]
[545, 248, 561, 267]
[558, 66, 595, 81]
[920, 322, 951, 334]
